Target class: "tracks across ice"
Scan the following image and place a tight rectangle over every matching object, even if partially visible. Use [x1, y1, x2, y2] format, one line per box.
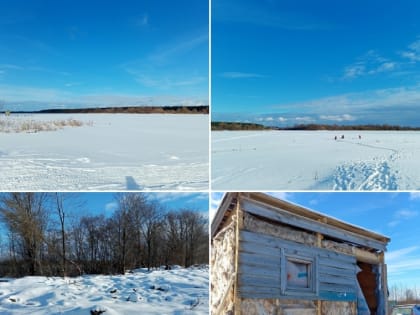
[333, 159, 398, 190]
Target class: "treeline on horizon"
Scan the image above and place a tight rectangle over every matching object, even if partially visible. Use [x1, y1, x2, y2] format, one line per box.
[0, 193, 208, 278]
[3, 105, 209, 115]
[212, 121, 420, 131]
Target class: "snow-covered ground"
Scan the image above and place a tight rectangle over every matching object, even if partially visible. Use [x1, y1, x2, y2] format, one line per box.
[212, 130, 420, 190]
[0, 266, 208, 315]
[0, 114, 208, 190]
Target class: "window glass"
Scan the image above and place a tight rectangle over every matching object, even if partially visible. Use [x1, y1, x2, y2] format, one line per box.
[286, 260, 310, 288]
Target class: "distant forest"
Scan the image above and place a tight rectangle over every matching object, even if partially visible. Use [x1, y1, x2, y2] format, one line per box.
[211, 121, 270, 130]
[0, 193, 208, 278]
[4, 105, 209, 115]
[212, 121, 420, 131]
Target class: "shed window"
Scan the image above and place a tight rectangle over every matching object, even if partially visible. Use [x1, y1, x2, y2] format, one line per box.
[281, 250, 318, 296]
[286, 259, 310, 288]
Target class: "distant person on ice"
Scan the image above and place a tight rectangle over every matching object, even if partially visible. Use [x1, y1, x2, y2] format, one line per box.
[341, 135, 344, 139]
[359, 135, 362, 140]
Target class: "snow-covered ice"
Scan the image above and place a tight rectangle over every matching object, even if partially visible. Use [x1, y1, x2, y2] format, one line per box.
[0, 265, 209, 315]
[0, 114, 208, 190]
[212, 130, 420, 190]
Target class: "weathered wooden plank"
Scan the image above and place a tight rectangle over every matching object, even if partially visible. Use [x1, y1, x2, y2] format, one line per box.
[318, 251, 355, 264]
[319, 255, 355, 266]
[318, 265, 357, 278]
[238, 264, 279, 278]
[238, 285, 281, 296]
[319, 291, 357, 301]
[238, 274, 280, 289]
[238, 290, 280, 300]
[240, 240, 281, 258]
[319, 274, 356, 287]
[239, 289, 358, 301]
[239, 252, 280, 267]
[241, 230, 355, 263]
[241, 199, 386, 251]
[320, 281, 355, 292]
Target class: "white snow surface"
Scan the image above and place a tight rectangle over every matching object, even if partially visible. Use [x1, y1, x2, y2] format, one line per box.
[0, 114, 208, 190]
[212, 130, 420, 190]
[0, 265, 209, 315]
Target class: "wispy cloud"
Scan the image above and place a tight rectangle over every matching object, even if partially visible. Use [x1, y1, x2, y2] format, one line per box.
[268, 84, 420, 125]
[122, 32, 208, 91]
[342, 50, 397, 80]
[319, 114, 356, 122]
[136, 14, 149, 27]
[105, 202, 118, 212]
[220, 72, 266, 79]
[214, 0, 331, 31]
[387, 246, 419, 261]
[64, 82, 82, 87]
[386, 246, 420, 284]
[409, 192, 420, 200]
[295, 116, 315, 122]
[0, 63, 69, 76]
[400, 38, 420, 62]
[388, 209, 418, 227]
[150, 192, 208, 206]
[0, 84, 208, 109]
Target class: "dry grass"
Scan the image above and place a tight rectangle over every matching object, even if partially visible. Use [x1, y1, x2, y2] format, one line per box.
[0, 116, 90, 133]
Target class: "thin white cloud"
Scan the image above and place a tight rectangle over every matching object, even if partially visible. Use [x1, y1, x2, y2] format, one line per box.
[122, 32, 208, 91]
[214, 0, 331, 31]
[319, 114, 356, 122]
[0, 63, 69, 76]
[105, 202, 118, 212]
[388, 209, 418, 227]
[64, 82, 82, 87]
[0, 84, 207, 109]
[149, 192, 208, 207]
[295, 116, 314, 122]
[149, 33, 208, 65]
[387, 246, 420, 281]
[273, 84, 420, 118]
[395, 209, 418, 219]
[220, 72, 266, 79]
[136, 14, 149, 27]
[400, 39, 420, 62]
[342, 50, 397, 80]
[410, 192, 420, 200]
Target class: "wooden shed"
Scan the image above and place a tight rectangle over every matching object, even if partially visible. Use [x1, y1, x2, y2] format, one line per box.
[211, 192, 390, 315]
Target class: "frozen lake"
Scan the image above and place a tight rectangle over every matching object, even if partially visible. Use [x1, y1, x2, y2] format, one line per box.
[0, 114, 208, 190]
[212, 130, 420, 190]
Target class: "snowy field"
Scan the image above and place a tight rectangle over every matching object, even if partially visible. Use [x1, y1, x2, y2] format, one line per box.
[212, 130, 420, 190]
[0, 266, 208, 315]
[0, 114, 208, 190]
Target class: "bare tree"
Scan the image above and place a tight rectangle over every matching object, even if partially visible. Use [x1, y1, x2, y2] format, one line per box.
[0, 193, 49, 275]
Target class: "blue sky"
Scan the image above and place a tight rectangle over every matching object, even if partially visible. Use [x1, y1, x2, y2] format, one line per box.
[0, 0, 208, 110]
[211, 192, 420, 289]
[75, 192, 209, 218]
[212, 0, 420, 126]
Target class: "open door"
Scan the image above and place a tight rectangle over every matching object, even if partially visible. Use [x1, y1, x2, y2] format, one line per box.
[357, 262, 386, 315]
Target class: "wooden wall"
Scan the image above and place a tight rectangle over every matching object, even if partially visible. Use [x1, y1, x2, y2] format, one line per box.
[238, 230, 358, 302]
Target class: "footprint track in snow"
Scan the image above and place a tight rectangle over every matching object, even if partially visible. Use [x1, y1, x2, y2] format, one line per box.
[333, 160, 398, 190]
